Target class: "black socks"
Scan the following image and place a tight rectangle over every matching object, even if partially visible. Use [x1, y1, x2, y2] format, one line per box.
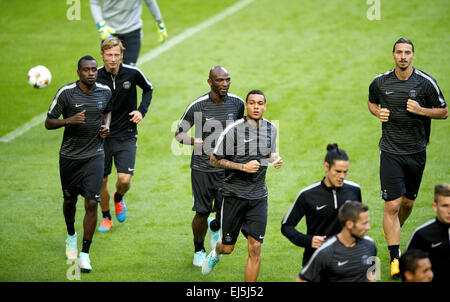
[388, 245, 400, 261]
[194, 241, 205, 253]
[67, 223, 75, 236]
[209, 218, 220, 232]
[114, 192, 123, 203]
[82, 239, 92, 253]
[102, 210, 112, 220]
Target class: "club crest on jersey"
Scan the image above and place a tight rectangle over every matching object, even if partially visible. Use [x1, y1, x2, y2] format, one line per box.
[123, 81, 131, 89]
[227, 113, 234, 120]
[97, 101, 103, 109]
[408, 89, 417, 98]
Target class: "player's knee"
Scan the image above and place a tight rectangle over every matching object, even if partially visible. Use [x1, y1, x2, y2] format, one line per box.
[248, 240, 262, 258]
[401, 197, 415, 208]
[85, 199, 98, 213]
[384, 198, 402, 215]
[222, 244, 235, 255]
[117, 174, 132, 188]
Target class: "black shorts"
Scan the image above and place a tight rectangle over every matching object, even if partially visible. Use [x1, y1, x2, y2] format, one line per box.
[221, 195, 268, 245]
[116, 28, 142, 66]
[191, 169, 225, 214]
[59, 153, 104, 202]
[104, 136, 137, 176]
[379, 150, 426, 201]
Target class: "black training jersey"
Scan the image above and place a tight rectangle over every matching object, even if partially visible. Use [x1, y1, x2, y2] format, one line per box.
[406, 218, 450, 282]
[48, 82, 112, 159]
[300, 235, 377, 282]
[368, 68, 446, 155]
[177, 93, 245, 172]
[281, 179, 362, 265]
[97, 63, 153, 138]
[213, 117, 277, 200]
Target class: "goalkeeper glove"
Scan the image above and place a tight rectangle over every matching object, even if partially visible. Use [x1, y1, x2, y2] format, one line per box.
[97, 20, 115, 40]
[157, 20, 168, 43]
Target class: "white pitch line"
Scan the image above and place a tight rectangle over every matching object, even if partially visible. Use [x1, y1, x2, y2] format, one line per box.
[0, 112, 47, 143]
[0, 0, 254, 144]
[138, 0, 254, 65]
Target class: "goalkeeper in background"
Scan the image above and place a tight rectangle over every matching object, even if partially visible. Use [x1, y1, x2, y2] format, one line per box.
[90, 0, 168, 66]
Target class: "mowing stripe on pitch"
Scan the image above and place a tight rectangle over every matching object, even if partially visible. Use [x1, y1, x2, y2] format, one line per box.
[0, 0, 254, 144]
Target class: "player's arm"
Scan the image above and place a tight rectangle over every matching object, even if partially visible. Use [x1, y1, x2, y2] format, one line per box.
[45, 110, 86, 130]
[175, 130, 203, 146]
[210, 154, 260, 173]
[281, 195, 319, 248]
[130, 71, 154, 124]
[367, 79, 390, 122]
[269, 152, 283, 168]
[296, 250, 325, 282]
[99, 112, 111, 138]
[89, 0, 115, 40]
[368, 101, 390, 122]
[174, 105, 202, 146]
[406, 99, 448, 119]
[144, 0, 167, 43]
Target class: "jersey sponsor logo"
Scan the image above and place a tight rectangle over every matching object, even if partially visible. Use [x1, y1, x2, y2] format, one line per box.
[243, 138, 254, 143]
[128, 168, 134, 172]
[385, 90, 394, 95]
[123, 81, 131, 89]
[316, 205, 327, 211]
[431, 242, 442, 248]
[205, 117, 214, 121]
[259, 235, 264, 240]
[337, 260, 349, 266]
[75, 104, 84, 107]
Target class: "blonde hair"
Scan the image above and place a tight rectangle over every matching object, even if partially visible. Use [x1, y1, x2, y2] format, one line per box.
[101, 37, 125, 53]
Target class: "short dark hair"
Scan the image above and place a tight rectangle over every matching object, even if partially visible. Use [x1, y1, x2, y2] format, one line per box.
[77, 55, 97, 70]
[434, 183, 450, 203]
[246, 89, 266, 103]
[393, 37, 414, 53]
[338, 201, 368, 227]
[399, 249, 429, 281]
[324, 143, 349, 167]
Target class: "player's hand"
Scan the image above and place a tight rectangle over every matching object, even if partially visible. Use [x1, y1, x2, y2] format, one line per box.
[270, 153, 283, 169]
[193, 137, 203, 147]
[97, 20, 115, 40]
[157, 20, 168, 43]
[129, 110, 143, 124]
[243, 160, 260, 173]
[68, 110, 86, 125]
[311, 235, 326, 249]
[99, 125, 110, 138]
[378, 107, 390, 122]
[406, 99, 423, 115]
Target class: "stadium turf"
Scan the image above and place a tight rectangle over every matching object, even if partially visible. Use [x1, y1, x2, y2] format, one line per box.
[0, 0, 448, 283]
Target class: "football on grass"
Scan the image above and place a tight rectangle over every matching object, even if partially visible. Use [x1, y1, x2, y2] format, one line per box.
[28, 65, 51, 88]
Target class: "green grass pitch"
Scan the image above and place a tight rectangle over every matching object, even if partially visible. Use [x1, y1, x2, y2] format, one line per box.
[0, 0, 448, 283]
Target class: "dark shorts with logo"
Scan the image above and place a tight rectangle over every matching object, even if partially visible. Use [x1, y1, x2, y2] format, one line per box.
[191, 169, 225, 214]
[221, 195, 268, 245]
[104, 136, 137, 176]
[379, 150, 426, 201]
[59, 153, 104, 202]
